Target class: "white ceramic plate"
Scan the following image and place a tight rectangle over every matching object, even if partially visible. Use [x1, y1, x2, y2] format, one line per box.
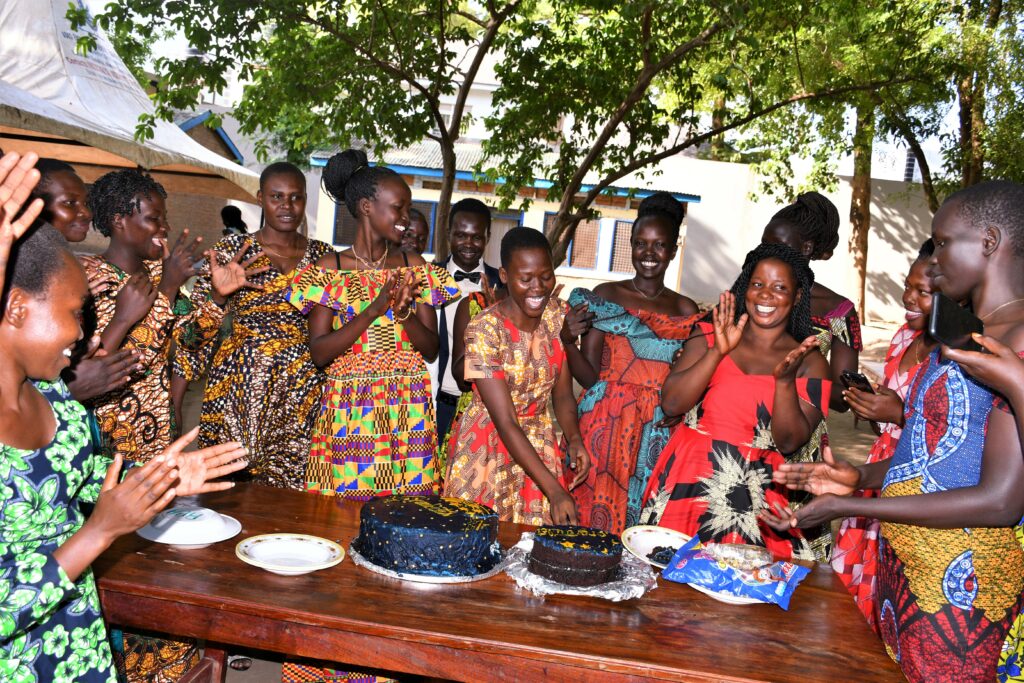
[137, 507, 241, 549]
[689, 582, 764, 605]
[236, 534, 345, 576]
[621, 525, 692, 569]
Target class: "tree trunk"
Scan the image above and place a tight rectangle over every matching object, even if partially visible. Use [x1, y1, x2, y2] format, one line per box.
[433, 143, 457, 259]
[710, 96, 726, 160]
[548, 209, 580, 268]
[848, 104, 875, 323]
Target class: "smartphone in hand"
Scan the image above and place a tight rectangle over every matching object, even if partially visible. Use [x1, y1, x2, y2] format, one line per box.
[840, 370, 875, 394]
[929, 292, 984, 352]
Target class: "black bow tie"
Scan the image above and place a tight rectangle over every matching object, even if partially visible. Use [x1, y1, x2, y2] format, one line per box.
[454, 270, 481, 284]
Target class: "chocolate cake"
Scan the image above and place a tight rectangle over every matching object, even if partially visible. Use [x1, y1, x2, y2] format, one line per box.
[528, 525, 623, 586]
[353, 495, 501, 577]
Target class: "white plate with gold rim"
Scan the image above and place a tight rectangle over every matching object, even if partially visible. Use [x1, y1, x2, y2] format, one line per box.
[236, 534, 344, 576]
[620, 525, 692, 569]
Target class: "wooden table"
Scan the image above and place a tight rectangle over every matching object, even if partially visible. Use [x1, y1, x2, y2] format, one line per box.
[94, 485, 901, 682]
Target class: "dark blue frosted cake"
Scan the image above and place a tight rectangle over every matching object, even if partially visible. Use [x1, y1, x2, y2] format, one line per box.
[353, 495, 501, 577]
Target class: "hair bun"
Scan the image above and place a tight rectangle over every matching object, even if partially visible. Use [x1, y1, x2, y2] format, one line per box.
[322, 148, 369, 205]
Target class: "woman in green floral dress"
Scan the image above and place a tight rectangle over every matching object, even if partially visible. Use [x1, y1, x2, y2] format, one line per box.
[0, 222, 248, 683]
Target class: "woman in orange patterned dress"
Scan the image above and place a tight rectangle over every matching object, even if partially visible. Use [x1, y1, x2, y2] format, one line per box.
[564, 196, 700, 533]
[444, 228, 590, 525]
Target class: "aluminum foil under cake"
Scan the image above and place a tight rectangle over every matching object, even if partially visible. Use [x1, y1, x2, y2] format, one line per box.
[505, 533, 658, 601]
[349, 542, 509, 584]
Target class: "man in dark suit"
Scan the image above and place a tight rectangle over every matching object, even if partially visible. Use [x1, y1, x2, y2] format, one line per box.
[434, 198, 500, 445]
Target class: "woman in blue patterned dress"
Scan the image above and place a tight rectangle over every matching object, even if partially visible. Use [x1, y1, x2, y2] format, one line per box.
[0, 222, 247, 682]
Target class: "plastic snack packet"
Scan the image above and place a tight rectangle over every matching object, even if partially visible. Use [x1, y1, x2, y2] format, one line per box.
[660, 536, 811, 609]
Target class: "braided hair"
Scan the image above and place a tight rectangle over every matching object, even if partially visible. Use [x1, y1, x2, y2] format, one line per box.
[636, 192, 683, 243]
[916, 237, 934, 261]
[729, 243, 815, 341]
[766, 191, 839, 260]
[87, 169, 166, 237]
[321, 149, 402, 219]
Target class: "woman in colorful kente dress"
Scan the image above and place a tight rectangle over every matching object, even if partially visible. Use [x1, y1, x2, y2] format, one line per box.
[174, 162, 332, 490]
[563, 193, 700, 533]
[760, 191, 860, 561]
[830, 240, 935, 631]
[640, 243, 830, 560]
[283, 149, 458, 683]
[445, 228, 590, 526]
[763, 181, 1024, 682]
[0, 215, 245, 683]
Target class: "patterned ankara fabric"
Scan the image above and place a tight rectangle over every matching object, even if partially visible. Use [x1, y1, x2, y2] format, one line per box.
[1, 380, 117, 683]
[831, 324, 923, 632]
[174, 235, 333, 490]
[568, 288, 699, 534]
[876, 350, 1024, 682]
[286, 263, 460, 501]
[79, 256, 196, 464]
[444, 298, 567, 526]
[280, 662, 394, 683]
[436, 291, 488, 480]
[639, 323, 830, 560]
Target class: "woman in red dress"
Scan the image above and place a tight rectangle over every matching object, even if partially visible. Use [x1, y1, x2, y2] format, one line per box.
[640, 243, 831, 559]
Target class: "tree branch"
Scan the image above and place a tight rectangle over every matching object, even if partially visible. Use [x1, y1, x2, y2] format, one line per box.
[578, 76, 917, 209]
[878, 97, 940, 213]
[286, 10, 450, 135]
[555, 18, 729, 220]
[448, 0, 523, 140]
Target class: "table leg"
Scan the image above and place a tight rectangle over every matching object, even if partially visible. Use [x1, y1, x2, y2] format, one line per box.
[180, 645, 227, 683]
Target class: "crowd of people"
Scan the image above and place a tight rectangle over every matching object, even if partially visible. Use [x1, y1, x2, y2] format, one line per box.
[1, 146, 1023, 683]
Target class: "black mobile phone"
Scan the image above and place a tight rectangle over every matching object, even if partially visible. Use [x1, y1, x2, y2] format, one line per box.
[840, 370, 875, 394]
[929, 292, 984, 352]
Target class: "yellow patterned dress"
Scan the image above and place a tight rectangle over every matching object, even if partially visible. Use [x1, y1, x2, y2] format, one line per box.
[443, 298, 567, 526]
[79, 256, 204, 462]
[173, 234, 333, 489]
[285, 263, 460, 500]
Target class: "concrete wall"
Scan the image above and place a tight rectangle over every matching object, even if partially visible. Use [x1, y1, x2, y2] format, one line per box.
[679, 157, 933, 322]
[309, 156, 933, 325]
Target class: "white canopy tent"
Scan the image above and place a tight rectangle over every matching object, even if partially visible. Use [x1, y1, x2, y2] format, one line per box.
[0, 0, 259, 201]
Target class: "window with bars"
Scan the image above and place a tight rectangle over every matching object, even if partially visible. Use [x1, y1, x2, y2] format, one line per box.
[333, 200, 438, 249]
[543, 213, 600, 269]
[610, 220, 635, 274]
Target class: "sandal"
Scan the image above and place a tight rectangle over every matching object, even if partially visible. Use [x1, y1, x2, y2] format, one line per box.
[228, 655, 252, 671]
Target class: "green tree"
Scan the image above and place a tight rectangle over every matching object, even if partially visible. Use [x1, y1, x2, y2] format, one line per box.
[70, 0, 527, 256]
[481, 0, 922, 266]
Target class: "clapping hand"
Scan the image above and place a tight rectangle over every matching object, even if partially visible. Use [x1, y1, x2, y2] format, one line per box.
[209, 241, 268, 303]
[160, 229, 204, 298]
[111, 271, 159, 328]
[389, 269, 418, 319]
[771, 445, 860, 497]
[712, 291, 747, 356]
[480, 273, 501, 307]
[66, 337, 141, 401]
[0, 151, 43, 287]
[165, 426, 249, 497]
[773, 336, 820, 383]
